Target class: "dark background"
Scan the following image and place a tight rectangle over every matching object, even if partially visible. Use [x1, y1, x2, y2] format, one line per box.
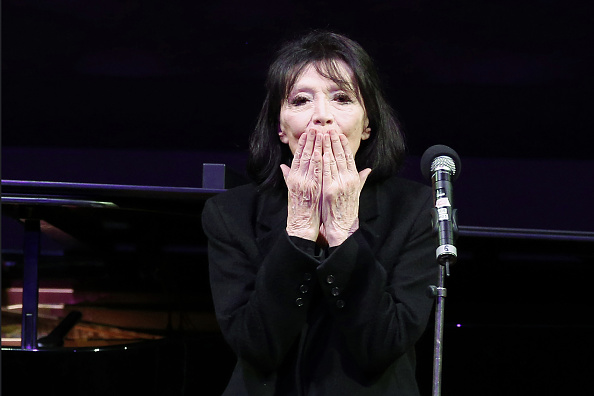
[2, 1, 593, 395]
[2, 0, 592, 231]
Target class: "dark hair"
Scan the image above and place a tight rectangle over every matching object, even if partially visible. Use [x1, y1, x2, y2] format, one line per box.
[247, 30, 406, 190]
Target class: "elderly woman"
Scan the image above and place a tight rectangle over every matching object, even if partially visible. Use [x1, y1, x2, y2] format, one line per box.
[202, 31, 437, 395]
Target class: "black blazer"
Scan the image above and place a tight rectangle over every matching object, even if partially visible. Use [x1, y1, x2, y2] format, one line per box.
[202, 175, 438, 395]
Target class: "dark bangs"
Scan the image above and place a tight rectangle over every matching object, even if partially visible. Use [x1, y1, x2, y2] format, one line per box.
[281, 59, 362, 103]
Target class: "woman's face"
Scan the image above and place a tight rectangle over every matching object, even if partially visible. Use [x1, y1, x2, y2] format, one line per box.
[278, 61, 370, 156]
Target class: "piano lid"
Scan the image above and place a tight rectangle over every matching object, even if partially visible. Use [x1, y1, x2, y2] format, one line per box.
[1, 179, 224, 207]
[1, 179, 226, 257]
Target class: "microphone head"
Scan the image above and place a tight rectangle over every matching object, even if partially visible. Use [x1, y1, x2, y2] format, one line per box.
[420, 144, 462, 181]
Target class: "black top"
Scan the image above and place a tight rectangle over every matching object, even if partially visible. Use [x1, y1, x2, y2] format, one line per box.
[202, 175, 438, 395]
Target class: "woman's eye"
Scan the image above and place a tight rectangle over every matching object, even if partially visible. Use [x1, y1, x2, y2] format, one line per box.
[290, 96, 309, 106]
[334, 93, 353, 104]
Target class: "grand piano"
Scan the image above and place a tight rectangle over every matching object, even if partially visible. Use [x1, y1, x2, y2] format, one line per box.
[1, 165, 238, 395]
[2, 164, 593, 395]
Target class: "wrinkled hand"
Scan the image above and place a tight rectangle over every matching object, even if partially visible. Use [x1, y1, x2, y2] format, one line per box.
[280, 129, 323, 242]
[320, 130, 371, 247]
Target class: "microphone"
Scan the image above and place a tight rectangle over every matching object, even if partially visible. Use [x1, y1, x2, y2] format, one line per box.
[421, 145, 461, 268]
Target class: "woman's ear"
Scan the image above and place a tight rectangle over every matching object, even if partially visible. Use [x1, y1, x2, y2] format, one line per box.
[278, 129, 289, 144]
[362, 126, 371, 140]
[362, 118, 371, 140]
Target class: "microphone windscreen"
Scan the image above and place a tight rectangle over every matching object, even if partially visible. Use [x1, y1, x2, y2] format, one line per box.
[420, 145, 462, 181]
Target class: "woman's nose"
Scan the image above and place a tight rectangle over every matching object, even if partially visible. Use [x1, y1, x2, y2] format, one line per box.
[312, 99, 333, 125]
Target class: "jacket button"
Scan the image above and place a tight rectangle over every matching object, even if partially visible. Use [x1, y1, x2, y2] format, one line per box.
[331, 287, 340, 297]
[295, 298, 304, 307]
[336, 300, 345, 309]
[304, 273, 312, 281]
[326, 275, 335, 284]
[299, 284, 309, 294]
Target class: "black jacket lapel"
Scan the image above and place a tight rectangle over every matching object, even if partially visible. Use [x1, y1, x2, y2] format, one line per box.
[255, 189, 288, 255]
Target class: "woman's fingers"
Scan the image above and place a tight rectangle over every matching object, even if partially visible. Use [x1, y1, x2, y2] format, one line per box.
[359, 168, 372, 188]
[290, 131, 308, 171]
[323, 132, 338, 185]
[280, 164, 290, 181]
[289, 130, 310, 175]
[339, 133, 357, 172]
[305, 131, 323, 179]
[327, 130, 356, 173]
[297, 129, 317, 175]
[301, 129, 316, 160]
[328, 130, 346, 170]
[284, 130, 324, 188]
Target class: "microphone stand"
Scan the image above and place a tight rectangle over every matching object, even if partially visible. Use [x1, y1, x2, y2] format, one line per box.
[427, 166, 457, 396]
[420, 144, 461, 396]
[428, 259, 450, 396]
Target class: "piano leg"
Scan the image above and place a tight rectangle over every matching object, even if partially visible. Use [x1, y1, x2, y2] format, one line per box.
[22, 218, 40, 350]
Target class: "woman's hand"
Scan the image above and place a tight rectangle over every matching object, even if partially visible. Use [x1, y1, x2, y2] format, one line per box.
[280, 129, 324, 242]
[320, 130, 371, 247]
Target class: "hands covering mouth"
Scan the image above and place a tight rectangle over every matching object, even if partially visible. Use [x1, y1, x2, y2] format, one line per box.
[281, 128, 372, 247]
